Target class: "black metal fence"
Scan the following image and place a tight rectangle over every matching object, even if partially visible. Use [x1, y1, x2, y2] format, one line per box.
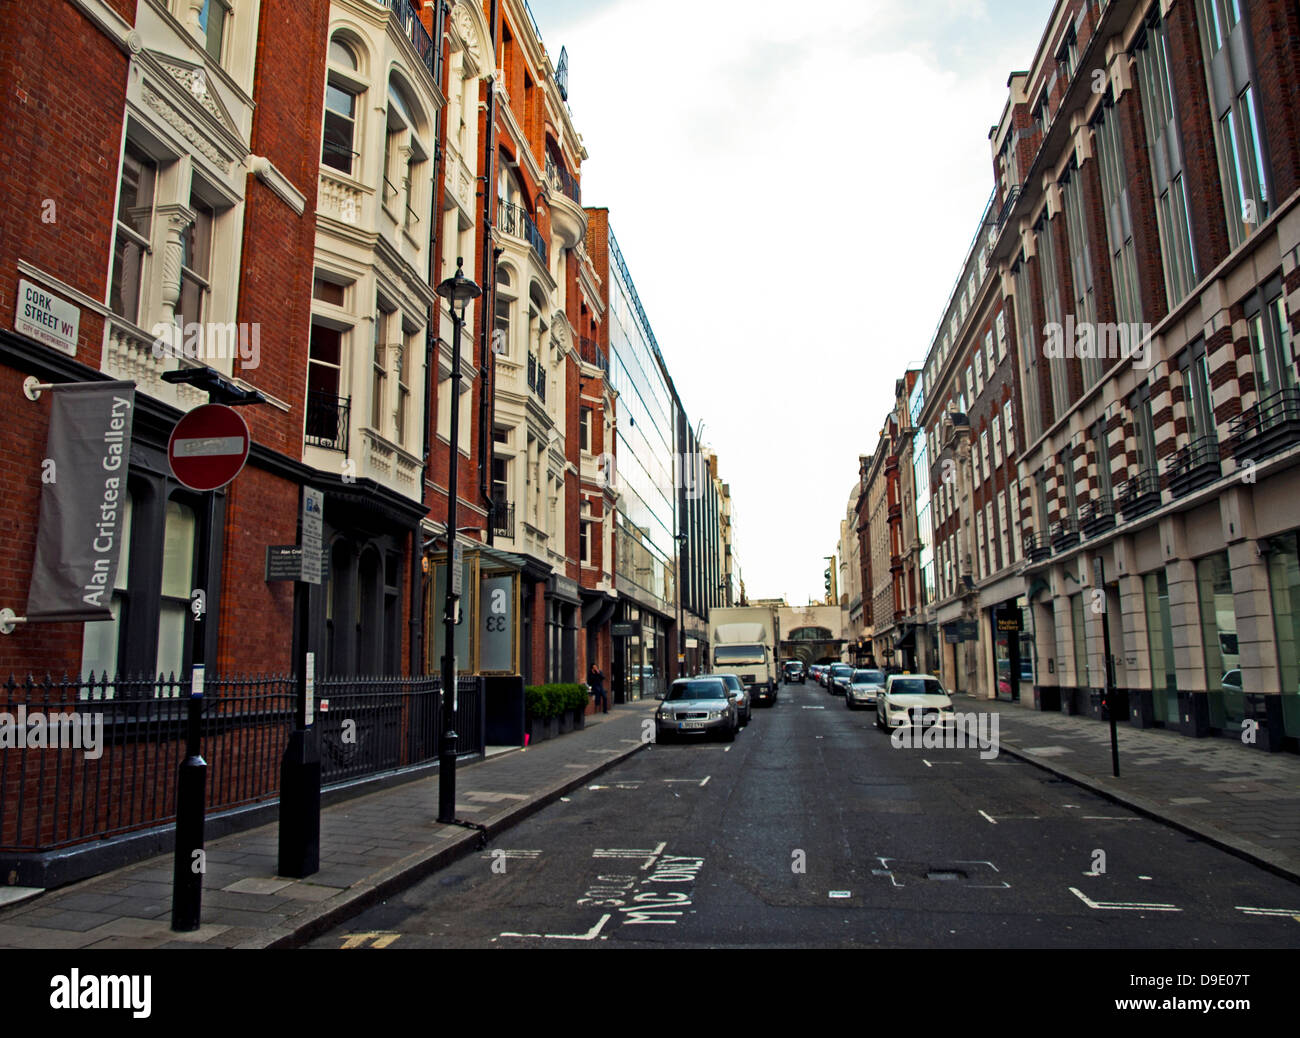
[0, 672, 483, 853]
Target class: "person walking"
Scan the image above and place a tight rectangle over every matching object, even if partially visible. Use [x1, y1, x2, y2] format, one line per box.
[589, 663, 608, 714]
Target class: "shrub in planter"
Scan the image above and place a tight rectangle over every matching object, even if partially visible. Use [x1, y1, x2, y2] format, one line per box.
[525, 684, 589, 737]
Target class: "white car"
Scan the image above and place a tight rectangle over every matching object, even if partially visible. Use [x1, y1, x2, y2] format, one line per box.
[875, 674, 956, 731]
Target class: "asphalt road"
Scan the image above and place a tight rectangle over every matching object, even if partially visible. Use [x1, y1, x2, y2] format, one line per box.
[312, 681, 1300, 948]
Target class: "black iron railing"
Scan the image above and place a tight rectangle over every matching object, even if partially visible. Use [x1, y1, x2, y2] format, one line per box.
[1023, 531, 1052, 563]
[1079, 498, 1116, 538]
[497, 199, 548, 266]
[1116, 469, 1162, 519]
[1050, 517, 1081, 552]
[492, 498, 515, 539]
[306, 390, 350, 453]
[1229, 387, 1300, 461]
[545, 154, 581, 204]
[578, 334, 608, 373]
[0, 671, 484, 853]
[1165, 435, 1221, 496]
[383, 0, 437, 77]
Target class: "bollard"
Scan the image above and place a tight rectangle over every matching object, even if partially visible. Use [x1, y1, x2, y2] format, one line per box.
[171, 667, 207, 931]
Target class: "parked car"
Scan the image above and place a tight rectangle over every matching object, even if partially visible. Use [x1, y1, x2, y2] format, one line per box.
[718, 673, 752, 726]
[656, 677, 739, 743]
[1221, 669, 1242, 693]
[845, 668, 887, 710]
[783, 660, 805, 684]
[875, 674, 956, 731]
[827, 663, 854, 695]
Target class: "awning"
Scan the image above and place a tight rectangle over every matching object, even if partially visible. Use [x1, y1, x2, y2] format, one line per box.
[894, 624, 916, 651]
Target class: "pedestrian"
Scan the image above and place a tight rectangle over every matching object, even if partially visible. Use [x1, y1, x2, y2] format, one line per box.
[589, 663, 608, 714]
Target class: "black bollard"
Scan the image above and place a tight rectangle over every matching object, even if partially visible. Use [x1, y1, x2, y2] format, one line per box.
[171, 676, 207, 931]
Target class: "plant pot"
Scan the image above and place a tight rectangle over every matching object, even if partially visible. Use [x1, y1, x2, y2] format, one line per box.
[527, 716, 550, 744]
[573, 707, 586, 730]
[544, 716, 559, 740]
[558, 709, 573, 734]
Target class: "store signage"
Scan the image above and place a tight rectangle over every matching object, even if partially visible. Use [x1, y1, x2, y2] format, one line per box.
[25, 382, 135, 622]
[995, 609, 1022, 633]
[15, 279, 80, 356]
[611, 622, 637, 637]
[265, 545, 329, 583]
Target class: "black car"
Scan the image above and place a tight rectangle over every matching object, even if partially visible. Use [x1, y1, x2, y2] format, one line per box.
[782, 660, 805, 684]
[827, 663, 854, 695]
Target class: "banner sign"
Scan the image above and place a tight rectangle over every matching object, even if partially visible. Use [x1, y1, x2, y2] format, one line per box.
[26, 382, 136, 622]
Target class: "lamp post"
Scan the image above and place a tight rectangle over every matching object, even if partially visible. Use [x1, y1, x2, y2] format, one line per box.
[435, 258, 481, 824]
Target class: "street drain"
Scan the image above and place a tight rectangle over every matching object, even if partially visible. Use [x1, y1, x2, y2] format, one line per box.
[926, 870, 967, 882]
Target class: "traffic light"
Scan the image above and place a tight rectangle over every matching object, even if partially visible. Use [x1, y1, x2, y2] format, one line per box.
[824, 568, 831, 593]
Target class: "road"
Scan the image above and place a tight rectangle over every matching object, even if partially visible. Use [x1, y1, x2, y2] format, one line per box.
[312, 680, 1300, 948]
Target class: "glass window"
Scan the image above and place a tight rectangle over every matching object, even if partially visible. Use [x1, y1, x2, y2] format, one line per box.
[198, 0, 229, 62]
[1144, 570, 1178, 722]
[1013, 259, 1041, 440]
[1197, 551, 1242, 729]
[1061, 164, 1103, 388]
[1266, 534, 1300, 737]
[157, 499, 197, 679]
[80, 491, 133, 684]
[1245, 281, 1296, 400]
[1094, 99, 1143, 327]
[177, 193, 213, 331]
[1037, 218, 1071, 422]
[1071, 593, 1091, 687]
[110, 143, 157, 324]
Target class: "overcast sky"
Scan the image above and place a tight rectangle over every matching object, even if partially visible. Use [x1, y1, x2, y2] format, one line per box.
[538, 0, 1052, 605]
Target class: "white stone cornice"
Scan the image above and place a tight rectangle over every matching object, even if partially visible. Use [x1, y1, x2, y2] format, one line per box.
[249, 156, 307, 215]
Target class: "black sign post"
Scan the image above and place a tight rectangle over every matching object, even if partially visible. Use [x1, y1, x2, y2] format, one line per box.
[1094, 558, 1120, 778]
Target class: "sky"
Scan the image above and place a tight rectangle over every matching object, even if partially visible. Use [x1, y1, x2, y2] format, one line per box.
[536, 0, 1053, 605]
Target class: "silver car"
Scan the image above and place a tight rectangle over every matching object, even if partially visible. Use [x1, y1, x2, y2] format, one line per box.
[845, 668, 887, 710]
[718, 673, 751, 726]
[656, 677, 739, 743]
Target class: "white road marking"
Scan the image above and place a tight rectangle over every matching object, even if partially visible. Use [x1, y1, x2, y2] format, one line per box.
[1069, 887, 1181, 911]
[699, 775, 711, 787]
[663, 779, 707, 784]
[499, 914, 612, 941]
[724, 745, 732, 752]
[828, 890, 851, 899]
[1082, 816, 1139, 821]
[480, 849, 541, 859]
[922, 759, 961, 767]
[592, 842, 667, 870]
[803, 706, 825, 710]
[979, 810, 998, 825]
[1234, 906, 1300, 918]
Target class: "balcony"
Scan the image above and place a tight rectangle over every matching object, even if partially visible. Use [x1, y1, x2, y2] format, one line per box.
[526, 352, 546, 403]
[306, 390, 350, 453]
[492, 497, 515, 540]
[578, 335, 609, 374]
[1079, 498, 1115, 539]
[1050, 517, 1080, 553]
[497, 199, 547, 267]
[1229, 388, 1300, 464]
[1116, 470, 1162, 521]
[1023, 531, 1052, 564]
[1165, 435, 1221, 498]
[381, 0, 438, 79]
[545, 154, 580, 204]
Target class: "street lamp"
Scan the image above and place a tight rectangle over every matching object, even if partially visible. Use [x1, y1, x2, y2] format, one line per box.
[435, 257, 481, 824]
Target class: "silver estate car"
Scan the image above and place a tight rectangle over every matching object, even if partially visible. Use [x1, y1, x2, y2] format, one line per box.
[845, 668, 887, 710]
[718, 673, 751, 726]
[656, 677, 739, 743]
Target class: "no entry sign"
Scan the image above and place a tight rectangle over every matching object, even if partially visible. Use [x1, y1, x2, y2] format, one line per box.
[168, 403, 251, 491]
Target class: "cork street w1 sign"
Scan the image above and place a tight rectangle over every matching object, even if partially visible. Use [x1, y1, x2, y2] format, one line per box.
[168, 403, 250, 492]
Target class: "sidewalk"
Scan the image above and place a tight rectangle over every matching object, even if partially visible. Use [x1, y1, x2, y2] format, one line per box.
[0, 701, 657, 949]
[957, 695, 1300, 883]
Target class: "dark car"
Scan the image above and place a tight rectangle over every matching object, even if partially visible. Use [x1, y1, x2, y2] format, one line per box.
[827, 663, 854, 695]
[783, 660, 805, 684]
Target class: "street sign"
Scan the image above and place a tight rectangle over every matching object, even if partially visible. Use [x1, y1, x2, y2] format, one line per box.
[168, 403, 250, 492]
[301, 488, 324, 585]
[451, 541, 463, 597]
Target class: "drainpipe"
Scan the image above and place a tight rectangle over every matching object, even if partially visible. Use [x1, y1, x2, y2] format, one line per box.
[478, 0, 501, 544]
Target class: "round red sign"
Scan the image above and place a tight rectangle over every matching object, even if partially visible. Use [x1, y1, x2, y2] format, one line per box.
[167, 403, 251, 492]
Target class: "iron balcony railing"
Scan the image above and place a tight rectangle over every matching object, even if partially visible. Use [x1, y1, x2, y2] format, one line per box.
[578, 334, 608, 374]
[492, 497, 515, 539]
[1229, 387, 1300, 462]
[1116, 469, 1162, 520]
[306, 389, 350, 453]
[526, 352, 547, 403]
[497, 199, 548, 266]
[1023, 531, 1052, 563]
[1165, 434, 1221, 497]
[1079, 497, 1116, 538]
[0, 671, 483, 853]
[1050, 517, 1081, 552]
[545, 154, 581, 204]
[382, 0, 437, 77]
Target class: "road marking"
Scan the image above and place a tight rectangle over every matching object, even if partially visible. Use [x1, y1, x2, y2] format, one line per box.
[340, 931, 401, 949]
[500, 914, 612, 941]
[1082, 816, 1139, 821]
[803, 706, 825, 710]
[979, 810, 998, 825]
[724, 745, 732, 752]
[593, 842, 667, 870]
[1234, 906, 1300, 918]
[479, 849, 541, 859]
[699, 775, 711, 787]
[1069, 887, 1181, 912]
[922, 759, 961, 767]
[829, 890, 851, 899]
[663, 778, 708, 785]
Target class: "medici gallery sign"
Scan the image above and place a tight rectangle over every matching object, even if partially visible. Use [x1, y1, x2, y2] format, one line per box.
[26, 382, 136, 622]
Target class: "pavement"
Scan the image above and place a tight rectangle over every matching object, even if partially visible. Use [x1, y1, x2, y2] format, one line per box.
[0, 689, 1296, 950]
[0, 702, 658, 949]
[956, 695, 1300, 883]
